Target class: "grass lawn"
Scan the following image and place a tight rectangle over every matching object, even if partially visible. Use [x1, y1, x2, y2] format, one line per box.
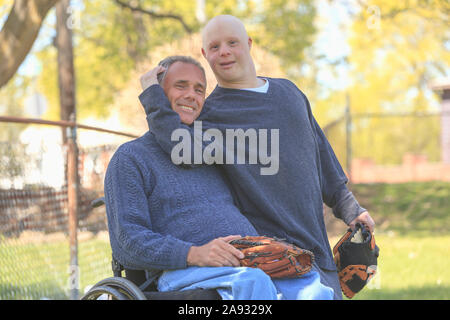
[351, 181, 450, 236]
[2, 233, 448, 300]
[337, 181, 450, 299]
[328, 234, 450, 300]
[1, 181, 449, 299]
[0, 236, 112, 299]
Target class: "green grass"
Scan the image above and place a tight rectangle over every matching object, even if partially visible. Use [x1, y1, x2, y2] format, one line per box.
[338, 181, 450, 299]
[0, 237, 111, 299]
[352, 181, 450, 236]
[1, 181, 449, 299]
[78, 239, 112, 291]
[328, 234, 450, 300]
[2, 233, 448, 300]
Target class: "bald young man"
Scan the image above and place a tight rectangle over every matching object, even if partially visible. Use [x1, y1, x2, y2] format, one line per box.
[140, 15, 375, 300]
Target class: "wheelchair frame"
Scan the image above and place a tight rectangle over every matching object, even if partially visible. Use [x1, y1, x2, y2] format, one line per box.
[81, 197, 220, 300]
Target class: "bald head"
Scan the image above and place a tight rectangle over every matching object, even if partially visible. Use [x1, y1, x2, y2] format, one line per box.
[200, 15, 260, 88]
[202, 15, 249, 50]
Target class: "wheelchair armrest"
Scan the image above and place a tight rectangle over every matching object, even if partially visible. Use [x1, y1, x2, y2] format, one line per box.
[91, 196, 105, 208]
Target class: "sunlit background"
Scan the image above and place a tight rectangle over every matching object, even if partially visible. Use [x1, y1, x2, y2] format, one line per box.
[0, 0, 449, 300]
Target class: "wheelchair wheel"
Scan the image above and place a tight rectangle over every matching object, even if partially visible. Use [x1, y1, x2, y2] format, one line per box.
[81, 277, 147, 300]
[81, 285, 129, 300]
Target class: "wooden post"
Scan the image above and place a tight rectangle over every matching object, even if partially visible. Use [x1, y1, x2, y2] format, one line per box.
[430, 81, 450, 164]
[56, 0, 78, 299]
[56, 0, 76, 144]
[66, 114, 79, 300]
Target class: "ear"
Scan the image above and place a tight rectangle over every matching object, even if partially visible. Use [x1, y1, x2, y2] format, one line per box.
[248, 37, 253, 50]
[201, 47, 206, 58]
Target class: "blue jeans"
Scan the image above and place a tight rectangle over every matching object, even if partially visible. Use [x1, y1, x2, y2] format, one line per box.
[272, 272, 334, 300]
[157, 266, 334, 300]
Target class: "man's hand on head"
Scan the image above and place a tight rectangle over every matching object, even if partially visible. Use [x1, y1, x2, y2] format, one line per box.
[140, 66, 166, 91]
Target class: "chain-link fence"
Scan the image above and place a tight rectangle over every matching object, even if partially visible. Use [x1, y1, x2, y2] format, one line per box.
[0, 118, 135, 299]
[322, 109, 450, 237]
[1, 108, 449, 299]
[323, 110, 450, 184]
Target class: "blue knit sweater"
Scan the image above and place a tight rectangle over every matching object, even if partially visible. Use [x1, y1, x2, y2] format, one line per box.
[104, 131, 258, 272]
[140, 77, 366, 271]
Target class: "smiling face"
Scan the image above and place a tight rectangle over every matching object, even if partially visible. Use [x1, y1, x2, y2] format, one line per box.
[161, 61, 206, 125]
[201, 15, 257, 88]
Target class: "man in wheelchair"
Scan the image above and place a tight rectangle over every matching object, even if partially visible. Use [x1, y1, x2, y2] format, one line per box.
[98, 55, 334, 300]
[103, 56, 279, 299]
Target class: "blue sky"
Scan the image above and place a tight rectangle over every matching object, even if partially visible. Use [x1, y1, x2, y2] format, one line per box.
[312, 0, 354, 91]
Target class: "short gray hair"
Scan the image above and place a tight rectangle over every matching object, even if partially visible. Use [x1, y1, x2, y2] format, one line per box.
[157, 55, 206, 86]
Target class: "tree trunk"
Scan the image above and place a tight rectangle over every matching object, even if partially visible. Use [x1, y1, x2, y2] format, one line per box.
[56, 0, 76, 142]
[0, 0, 60, 88]
[56, 0, 79, 300]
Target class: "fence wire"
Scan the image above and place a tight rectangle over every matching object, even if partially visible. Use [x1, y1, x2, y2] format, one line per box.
[1, 110, 448, 299]
[323, 111, 449, 183]
[0, 122, 130, 299]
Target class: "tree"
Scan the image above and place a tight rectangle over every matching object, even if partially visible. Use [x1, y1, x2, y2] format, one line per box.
[0, 0, 60, 89]
[345, 0, 449, 164]
[249, 0, 316, 70]
[55, 0, 76, 142]
[0, 73, 31, 188]
[35, 0, 318, 121]
[110, 33, 287, 134]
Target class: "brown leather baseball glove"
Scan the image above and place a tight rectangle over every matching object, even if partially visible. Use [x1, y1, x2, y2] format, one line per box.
[229, 236, 315, 279]
[333, 223, 379, 299]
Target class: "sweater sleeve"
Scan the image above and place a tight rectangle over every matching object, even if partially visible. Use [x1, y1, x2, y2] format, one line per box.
[303, 93, 366, 225]
[139, 84, 225, 167]
[104, 147, 193, 271]
[329, 184, 368, 225]
[139, 85, 191, 161]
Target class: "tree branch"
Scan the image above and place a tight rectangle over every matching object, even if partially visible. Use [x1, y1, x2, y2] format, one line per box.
[0, 0, 61, 89]
[114, 0, 192, 33]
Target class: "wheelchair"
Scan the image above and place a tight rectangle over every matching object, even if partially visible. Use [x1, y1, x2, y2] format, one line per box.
[81, 197, 221, 300]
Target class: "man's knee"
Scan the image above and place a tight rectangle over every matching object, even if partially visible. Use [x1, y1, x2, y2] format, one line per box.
[239, 267, 278, 296]
[240, 267, 270, 278]
[238, 267, 274, 287]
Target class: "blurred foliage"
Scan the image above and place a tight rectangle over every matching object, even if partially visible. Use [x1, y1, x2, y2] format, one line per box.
[325, 114, 442, 169]
[110, 33, 286, 134]
[347, 0, 449, 164]
[352, 181, 450, 235]
[2, 0, 450, 166]
[34, 0, 317, 121]
[246, 0, 316, 69]
[0, 73, 31, 182]
[318, 0, 450, 165]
